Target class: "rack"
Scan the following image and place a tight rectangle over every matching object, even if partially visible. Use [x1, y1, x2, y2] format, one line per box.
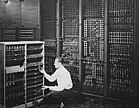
[40, 0, 139, 107]
[107, 0, 135, 101]
[40, 0, 57, 80]
[0, 41, 45, 108]
[61, 0, 80, 91]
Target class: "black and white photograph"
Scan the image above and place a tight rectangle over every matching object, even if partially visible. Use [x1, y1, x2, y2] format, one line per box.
[0, 0, 139, 108]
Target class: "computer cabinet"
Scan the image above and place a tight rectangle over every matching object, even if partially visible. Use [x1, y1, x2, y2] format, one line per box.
[0, 41, 45, 108]
[81, 0, 106, 96]
[40, 0, 139, 107]
[61, 0, 80, 91]
[60, 0, 107, 94]
[57, 0, 139, 107]
[107, 0, 135, 101]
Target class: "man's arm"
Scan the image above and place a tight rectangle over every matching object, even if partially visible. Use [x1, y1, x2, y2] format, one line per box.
[39, 68, 56, 82]
[41, 85, 63, 91]
[48, 85, 64, 91]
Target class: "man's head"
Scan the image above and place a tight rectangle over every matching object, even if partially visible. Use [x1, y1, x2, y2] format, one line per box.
[54, 57, 63, 69]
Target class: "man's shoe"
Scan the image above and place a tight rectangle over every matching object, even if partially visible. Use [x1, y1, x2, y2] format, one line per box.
[38, 99, 46, 105]
[60, 102, 64, 108]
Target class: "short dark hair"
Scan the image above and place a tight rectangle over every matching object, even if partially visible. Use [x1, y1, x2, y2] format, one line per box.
[56, 57, 63, 64]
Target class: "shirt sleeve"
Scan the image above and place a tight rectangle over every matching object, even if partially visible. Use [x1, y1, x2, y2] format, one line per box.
[49, 85, 64, 91]
[44, 70, 57, 82]
[49, 79, 67, 91]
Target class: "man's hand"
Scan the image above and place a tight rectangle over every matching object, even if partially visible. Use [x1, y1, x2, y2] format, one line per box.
[38, 66, 45, 74]
[42, 86, 49, 90]
[39, 68, 45, 74]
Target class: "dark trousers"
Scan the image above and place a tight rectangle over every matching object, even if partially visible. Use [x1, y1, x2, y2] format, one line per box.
[43, 89, 73, 104]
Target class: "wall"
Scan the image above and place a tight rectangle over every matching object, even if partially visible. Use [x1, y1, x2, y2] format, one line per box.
[0, 0, 39, 28]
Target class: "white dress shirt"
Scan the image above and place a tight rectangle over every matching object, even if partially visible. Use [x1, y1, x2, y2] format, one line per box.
[44, 65, 73, 91]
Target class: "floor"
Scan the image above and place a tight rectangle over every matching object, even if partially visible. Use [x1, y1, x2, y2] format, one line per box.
[29, 95, 135, 108]
[32, 99, 113, 108]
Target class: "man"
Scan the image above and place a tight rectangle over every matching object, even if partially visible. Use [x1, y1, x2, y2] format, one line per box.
[39, 57, 73, 107]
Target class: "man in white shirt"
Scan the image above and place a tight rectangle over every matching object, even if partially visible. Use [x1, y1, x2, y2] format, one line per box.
[39, 57, 73, 106]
